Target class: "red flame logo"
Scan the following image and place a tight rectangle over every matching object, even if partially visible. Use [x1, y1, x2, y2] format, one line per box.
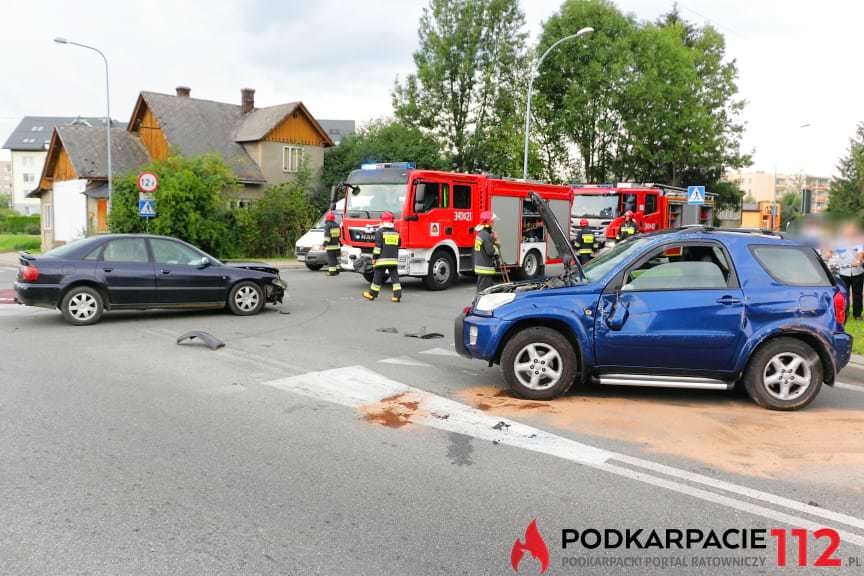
[511, 518, 550, 573]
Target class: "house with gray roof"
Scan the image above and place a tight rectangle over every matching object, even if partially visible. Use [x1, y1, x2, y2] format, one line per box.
[2, 116, 124, 215]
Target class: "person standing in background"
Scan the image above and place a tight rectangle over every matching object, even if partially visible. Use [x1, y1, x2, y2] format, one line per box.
[827, 223, 864, 320]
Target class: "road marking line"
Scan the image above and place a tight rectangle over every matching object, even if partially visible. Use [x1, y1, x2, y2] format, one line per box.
[378, 356, 433, 368]
[262, 366, 864, 544]
[834, 381, 864, 393]
[419, 347, 460, 357]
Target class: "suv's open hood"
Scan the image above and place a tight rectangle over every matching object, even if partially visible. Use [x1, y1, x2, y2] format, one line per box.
[528, 192, 584, 281]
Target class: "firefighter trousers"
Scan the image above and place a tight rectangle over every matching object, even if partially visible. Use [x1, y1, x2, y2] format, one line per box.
[476, 274, 496, 293]
[367, 267, 402, 301]
[326, 249, 340, 275]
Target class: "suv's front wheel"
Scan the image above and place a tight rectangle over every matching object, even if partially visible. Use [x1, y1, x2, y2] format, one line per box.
[501, 327, 576, 400]
[743, 338, 823, 410]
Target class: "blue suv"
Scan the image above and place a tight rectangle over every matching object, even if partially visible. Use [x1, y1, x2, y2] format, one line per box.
[455, 193, 852, 410]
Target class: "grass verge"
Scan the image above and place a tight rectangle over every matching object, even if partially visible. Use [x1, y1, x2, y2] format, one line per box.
[0, 234, 40, 252]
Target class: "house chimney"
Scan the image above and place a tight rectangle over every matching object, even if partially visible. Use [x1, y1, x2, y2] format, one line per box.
[176, 86, 191, 97]
[241, 88, 255, 113]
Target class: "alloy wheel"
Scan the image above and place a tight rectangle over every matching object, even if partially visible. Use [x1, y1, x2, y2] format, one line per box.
[68, 292, 98, 321]
[513, 343, 563, 390]
[234, 286, 260, 312]
[762, 352, 812, 401]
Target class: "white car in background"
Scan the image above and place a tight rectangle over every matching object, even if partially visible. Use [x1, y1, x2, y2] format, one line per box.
[295, 202, 344, 271]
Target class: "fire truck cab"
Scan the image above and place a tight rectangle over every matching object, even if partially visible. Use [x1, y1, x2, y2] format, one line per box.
[338, 163, 573, 290]
[571, 183, 715, 246]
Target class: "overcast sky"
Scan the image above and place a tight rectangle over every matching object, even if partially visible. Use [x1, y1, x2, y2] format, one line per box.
[1, 0, 859, 179]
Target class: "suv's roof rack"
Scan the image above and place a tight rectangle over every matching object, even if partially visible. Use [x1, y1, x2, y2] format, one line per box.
[677, 225, 785, 238]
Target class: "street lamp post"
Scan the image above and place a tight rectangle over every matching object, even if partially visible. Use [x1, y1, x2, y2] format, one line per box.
[54, 37, 113, 212]
[523, 27, 593, 180]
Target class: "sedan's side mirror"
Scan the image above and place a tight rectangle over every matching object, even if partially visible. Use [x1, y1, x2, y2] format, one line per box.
[196, 257, 212, 269]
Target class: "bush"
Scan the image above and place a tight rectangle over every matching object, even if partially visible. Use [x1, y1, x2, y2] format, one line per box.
[109, 154, 241, 257]
[242, 169, 318, 257]
[0, 214, 41, 235]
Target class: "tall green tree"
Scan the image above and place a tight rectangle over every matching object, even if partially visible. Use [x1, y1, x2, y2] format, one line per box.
[827, 122, 864, 221]
[392, 0, 529, 174]
[779, 191, 801, 231]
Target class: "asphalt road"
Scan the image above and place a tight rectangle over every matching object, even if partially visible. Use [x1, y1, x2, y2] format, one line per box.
[2, 265, 864, 575]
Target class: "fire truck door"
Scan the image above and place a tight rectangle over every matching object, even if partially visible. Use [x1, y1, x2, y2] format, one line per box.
[411, 180, 453, 245]
[490, 196, 520, 266]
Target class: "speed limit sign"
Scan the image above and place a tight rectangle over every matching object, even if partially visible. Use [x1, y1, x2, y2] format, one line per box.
[137, 171, 159, 194]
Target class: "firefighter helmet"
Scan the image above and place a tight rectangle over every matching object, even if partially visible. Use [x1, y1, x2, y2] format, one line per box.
[580, 218, 589, 227]
[480, 211, 497, 225]
[625, 210, 634, 219]
[381, 211, 395, 223]
[325, 211, 336, 222]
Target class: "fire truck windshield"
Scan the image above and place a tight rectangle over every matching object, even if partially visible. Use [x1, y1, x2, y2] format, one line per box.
[345, 184, 407, 218]
[573, 195, 619, 219]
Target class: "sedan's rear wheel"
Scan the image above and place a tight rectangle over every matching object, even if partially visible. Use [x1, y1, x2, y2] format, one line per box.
[501, 327, 576, 400]
[228, 281, 265, 316]
[743, 338, 822, 410]
[61, 286, 104, 326]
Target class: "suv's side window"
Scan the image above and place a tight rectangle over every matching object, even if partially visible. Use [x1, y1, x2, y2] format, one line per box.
[102, 238, 149, 263]
[624, 243, 731, 291]
[751, 245, 831, 286]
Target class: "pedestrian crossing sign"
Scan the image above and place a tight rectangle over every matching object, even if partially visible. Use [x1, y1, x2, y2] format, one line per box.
[138, 198, 157, 218]
[687, 186, 705, 205]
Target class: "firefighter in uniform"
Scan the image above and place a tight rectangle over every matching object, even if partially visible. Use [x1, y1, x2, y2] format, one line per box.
[474, 211, 500, 293]
[616, 210, 639, 241]
[573, 218, 596, 265]
[362, 211, 402, 302]
[323, 211, 341, 276]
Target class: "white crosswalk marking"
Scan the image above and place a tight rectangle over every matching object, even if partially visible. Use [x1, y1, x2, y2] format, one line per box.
[262, 365, 864, 546]
[378, 356, 433, 367]
[419, 347, 460, 357]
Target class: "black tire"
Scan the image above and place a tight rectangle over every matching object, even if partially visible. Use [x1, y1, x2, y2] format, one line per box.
[362, 271, 375, 283]
[517, 250, 544, 280]
[227, 281, 265, 316]
[743, 337, 823, 410]
[305, 262, 323, 271]
[423, 249, 456, 291]
[60, 286, 104, 326]
[501, 327, 577, 400]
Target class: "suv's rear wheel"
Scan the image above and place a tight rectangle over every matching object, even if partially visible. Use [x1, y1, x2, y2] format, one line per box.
[61, 286, 104, 326]
[501, 327, 576, 400]
[743, 338, 822, 410]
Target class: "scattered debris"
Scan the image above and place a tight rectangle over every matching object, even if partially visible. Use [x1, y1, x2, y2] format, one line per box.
[431, 412, 450, 420]
[404, 326, 445, 339]
[176, 331, 225, 350]
[279, 310, 291, 315]
[492, 421, 511, 430]
[808, 500, 821, 508]
[376, 327, 399, 334]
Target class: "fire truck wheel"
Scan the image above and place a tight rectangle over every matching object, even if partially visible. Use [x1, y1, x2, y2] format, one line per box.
[517, 250, 544, 280]
[423, 249, 456, 291]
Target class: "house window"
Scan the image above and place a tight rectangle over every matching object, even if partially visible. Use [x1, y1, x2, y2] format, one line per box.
[282, 146, 304, 172]
[23, 173, 35, 183]
[42, 204, 53, 230]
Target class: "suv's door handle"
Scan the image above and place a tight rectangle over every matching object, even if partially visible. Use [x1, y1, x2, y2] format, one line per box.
[716, 295, 742, 305]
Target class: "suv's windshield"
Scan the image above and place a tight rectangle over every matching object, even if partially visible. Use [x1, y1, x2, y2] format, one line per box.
[573, 195, 618, 219]
[345, 184, 407, 218]
[582, 237, 648, 282]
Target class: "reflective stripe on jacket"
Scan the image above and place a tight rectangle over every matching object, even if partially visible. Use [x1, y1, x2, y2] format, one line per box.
[373, 226, 400, 268]
[474, 226, 498, 275]
[617, 221, 638, 240]
[575, 227, 596, 255]
[324, 220, 341, 250]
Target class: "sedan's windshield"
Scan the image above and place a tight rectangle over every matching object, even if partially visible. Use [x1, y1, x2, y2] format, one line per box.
[345, 184, 407, 218]
[573, 195, 618, 219]
[582, 237, 648, 282]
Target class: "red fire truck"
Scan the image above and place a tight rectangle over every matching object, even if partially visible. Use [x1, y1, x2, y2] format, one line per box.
[336, 163, 573, 290]
[570, 183, 715, 246]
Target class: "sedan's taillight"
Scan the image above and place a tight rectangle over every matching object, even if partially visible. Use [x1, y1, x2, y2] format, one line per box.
[834, 289, 847, 325]
[20, 265, 39, 282]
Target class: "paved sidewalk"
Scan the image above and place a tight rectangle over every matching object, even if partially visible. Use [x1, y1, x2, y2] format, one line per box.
[0, 252, 20, 267]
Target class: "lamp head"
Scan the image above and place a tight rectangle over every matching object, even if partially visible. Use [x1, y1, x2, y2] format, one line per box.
[576, 27, 594, 37]
[54, 37, 69, 44]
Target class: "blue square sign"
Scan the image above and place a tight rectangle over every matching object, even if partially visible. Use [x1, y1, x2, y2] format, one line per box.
[687, 186, 705, 205]
[138, 198, 156, 218]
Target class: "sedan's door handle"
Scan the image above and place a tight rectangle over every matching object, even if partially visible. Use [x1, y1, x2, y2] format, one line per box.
[716, 295, 742, 305]
[161, 269, 171, 275]
[102, 267, 113, 273]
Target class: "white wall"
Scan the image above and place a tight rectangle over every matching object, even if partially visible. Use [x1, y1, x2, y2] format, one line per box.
[10, 149, 45, 215]
[52, 179, 88, 244]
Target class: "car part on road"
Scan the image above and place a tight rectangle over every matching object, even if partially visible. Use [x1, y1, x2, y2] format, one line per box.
[176, 331, 226, 350]
[743, 337, 823, 410]
[404, 326, 445, 339]
[377, 327, 399, 334]
[60, 286, 104, 326]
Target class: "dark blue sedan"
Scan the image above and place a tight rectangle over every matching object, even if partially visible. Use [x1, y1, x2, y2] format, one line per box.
[14, 234, 286, 325]
[456, 194, 852, 411]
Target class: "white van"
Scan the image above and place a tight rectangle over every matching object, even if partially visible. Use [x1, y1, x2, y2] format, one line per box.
[295, 200, 344, 271]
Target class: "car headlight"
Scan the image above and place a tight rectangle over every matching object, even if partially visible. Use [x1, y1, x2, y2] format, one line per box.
[312, 244, 324, 252]
[475, 293, 516, 313]
[273, 278, 287, 289]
